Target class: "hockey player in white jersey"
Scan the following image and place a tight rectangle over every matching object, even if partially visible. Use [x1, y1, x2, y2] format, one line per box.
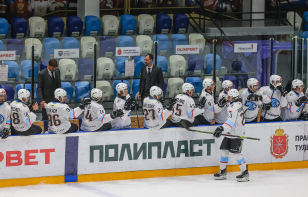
[213, 89, 249, 182]
[111, 83, 137, 130]
[281, 79, 308, 121]
[195, 78, 215, 125]
[72, 88, 124, 131]
[240, 78, 271, 123]
[260, 75, 288, 121]
[10, 89, 42, 136]
[215, 80, 233, 124]
[171, 83, 206, 128]
[45, 88, 81, 134]
[143, 86, 176, 131]
[0, 89, 11, 139]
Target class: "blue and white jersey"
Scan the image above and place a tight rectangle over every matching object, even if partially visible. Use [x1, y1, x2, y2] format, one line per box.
[0, 102, 11, 132]
[215, 91, 229, 124]
[259, 86, 287, 120]
[222, 101, 245, 138]
[281, 90, 306, 121]
[10, 101, 37, 132]
[111, 95, 131, 130]
[199, 89, 215, 123]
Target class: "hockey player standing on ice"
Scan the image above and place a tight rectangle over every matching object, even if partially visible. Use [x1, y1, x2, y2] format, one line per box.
[240, 78, 271, 123]
[0, 89, 11, 139]
[45, 88, 81, 134]
[10, 89, 42, 136]
[195, 78, 215, 125]
[71, 88, 125, 131]
[260, 75, 287, 121]
[213, 89, 249, 182]
[143, 86, 177, 131]
[171, 83, 206, 127]
[112, 83, 137, 130]
[281, 79, 308, 121]
[215, 80, 233, 124]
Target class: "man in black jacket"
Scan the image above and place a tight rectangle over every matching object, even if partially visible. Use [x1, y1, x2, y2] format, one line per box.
[138, 54, 164, 101]
[37, 59, 61, 120]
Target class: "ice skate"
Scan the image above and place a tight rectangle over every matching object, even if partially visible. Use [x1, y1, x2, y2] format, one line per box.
[214, 168, 227, 180]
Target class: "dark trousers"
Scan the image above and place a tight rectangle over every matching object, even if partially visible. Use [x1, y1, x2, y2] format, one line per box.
[64, 123, 78, 134]
[42, 108, 48, 120]
[261, 116, 282, 122]
[161, 119, 172, 129]
[11, 124, 42, 136]
[172, 119, 199, 128]
[95, 123, 112, 132]
[195, 115, 212, 125]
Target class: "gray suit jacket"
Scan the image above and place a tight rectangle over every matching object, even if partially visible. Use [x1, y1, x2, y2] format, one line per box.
[37, 68, 61, 103]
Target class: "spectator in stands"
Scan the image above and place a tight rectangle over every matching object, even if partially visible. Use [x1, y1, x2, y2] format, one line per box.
[138, 54, 164, 102]
[37, 59, 61, 120]
[0, 0, 10, 21]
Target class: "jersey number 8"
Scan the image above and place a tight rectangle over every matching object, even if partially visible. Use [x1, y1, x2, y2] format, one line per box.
[12, 112, 20, 125]
[48, 114, 61, 127]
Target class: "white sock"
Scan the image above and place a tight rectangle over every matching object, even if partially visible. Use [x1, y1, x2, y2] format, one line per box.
[220, 150, 229, 170]
[234, 153, 247, 172]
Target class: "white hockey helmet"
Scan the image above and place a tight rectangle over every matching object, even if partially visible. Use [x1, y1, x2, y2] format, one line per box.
[150, 86, 163, 98]
[18, 89, 30, 103]
[222, 80, 233, 90]
[292, 79, 304, 89]
[203, 78, 215, 89]
[182, 83, 195, 93]
[228, 89, 239, 99]
[247, 78, 259, 91]
[0, 88, 7, 104]
[270, 75, 282, 86]
[116, 83, 128, 94]
[91, 88, 103, 101]
[54, 88, 67, 102]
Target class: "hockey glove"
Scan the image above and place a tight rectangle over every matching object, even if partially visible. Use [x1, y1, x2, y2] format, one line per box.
[199, 96, 207, 109]
[124, 97, 134, 110]
[295, 96, 308, 107]
[262, 103, 271, 110]
[166, 98, 177, 111]
[159, 97, 165, 105]
[213, 126, 224, 138]
[79, 98, 91, 109]
[110, 109, 124, 119]
[218, 97, 228, 108]
[1, 128, 9, 139]
[247, 94, 262, 102]
[130, 100, 139, 110]
[276, 84, 288, 97]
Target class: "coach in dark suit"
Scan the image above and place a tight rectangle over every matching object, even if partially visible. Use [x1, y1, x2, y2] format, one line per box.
[138, 54, 164, 101]
[37, 59, 61, 120]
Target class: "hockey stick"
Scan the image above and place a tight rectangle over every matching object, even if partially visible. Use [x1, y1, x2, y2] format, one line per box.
[135, 103, 140, 128]
[180, 120, 260, 141]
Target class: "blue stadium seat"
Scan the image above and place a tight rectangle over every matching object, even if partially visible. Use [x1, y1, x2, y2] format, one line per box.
[66, 16, 83, 37]
[0, 84, 15, 102]
[4, 61, 19, 81]
[0, 40, 4, 51]
[75, 81, 92, 102]
[120, 15, 137, 35]
[16, 84, 32, 95]
[61, 82, 73, 103]
[85, 15, 101, 36]
[115, 57, 129, 78]
[11, 17, 28, 38]
[40, 59, 49, 71]
[188, 54, 204, 75]
[154, 56, 168, 76]
[156, 14, 172, 34]
[205, 54, 220, 63]
[62, 37, 80, 49]
[21, 60, 39, 81]
[173, 13, 189, 34]
[132, 79, 140, 99]
[206, 58, 222, 74]
[0, 18, 9, 38]
[133, 56, 145, 77]
[78, 58, 94, 79]
[100, 36, 116, 57]
[43, 38, 61, 59]
[117, 36, 134, 47]
[186, 77, 202, 94]
[48, 16, 64, 37]
[153, 35, 170, 56]
[172, 34, 188, 54]
[7, 39, 24, 59]
[113, 80, 130, 99]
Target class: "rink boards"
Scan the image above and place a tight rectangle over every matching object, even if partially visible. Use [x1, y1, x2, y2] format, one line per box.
[0, 121, 308, 187]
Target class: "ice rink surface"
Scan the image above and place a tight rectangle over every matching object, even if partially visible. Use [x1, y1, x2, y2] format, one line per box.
[0, 169, 307, 197]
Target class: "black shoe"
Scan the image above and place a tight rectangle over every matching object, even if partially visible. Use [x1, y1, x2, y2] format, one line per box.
[214, 168, 227, 180]
[236, 168, 249, 182]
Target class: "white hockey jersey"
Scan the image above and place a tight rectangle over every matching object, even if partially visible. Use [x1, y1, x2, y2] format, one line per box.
[10, 101, 37, 132]
[259, 86, 287, 120]
[111, 95, 131, 130]
[143, 97, 173, 131]
[28, 0, 54, 16]
[281, 90, 306, 121]
[215, 91, 229, 124]
[171, 94, 205, 123]
[222, 101, 245, 138]
[199, 89, 215, 123]
[45, 102, 76, 134]
[71, 100, 114, 131]
[0, 102, 11, 132]
[240, 88, 271, 122]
